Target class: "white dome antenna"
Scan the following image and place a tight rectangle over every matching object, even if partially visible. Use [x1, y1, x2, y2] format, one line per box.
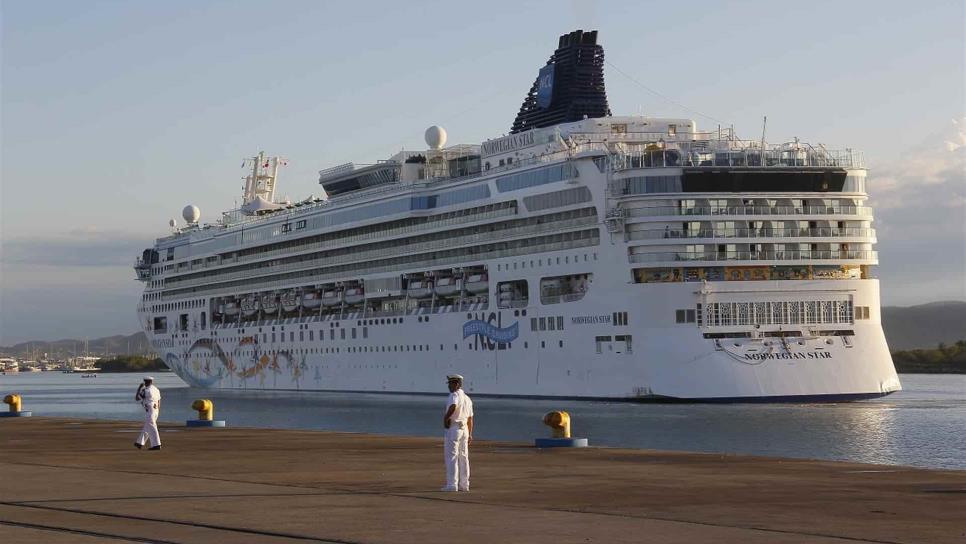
[425, 126, 447, 150]
[182, 205, 200, 224]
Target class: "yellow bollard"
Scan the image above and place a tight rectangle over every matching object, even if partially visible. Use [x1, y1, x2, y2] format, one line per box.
[187, 399, 224, 427]
[191, 399, 214, 421]
[543, 411, 571, 439]
[535, 410, 586, 448]
[3, 394, 21, 413]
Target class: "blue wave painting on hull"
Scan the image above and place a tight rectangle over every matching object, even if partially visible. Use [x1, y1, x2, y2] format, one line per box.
[462, 320, 519, 343]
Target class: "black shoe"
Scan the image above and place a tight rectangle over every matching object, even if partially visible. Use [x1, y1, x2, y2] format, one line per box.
[149, 445, 161, 450]
[134, 443, 142, 450]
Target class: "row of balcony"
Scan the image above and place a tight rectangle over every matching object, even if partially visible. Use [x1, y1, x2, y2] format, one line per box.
[625, 205, 872, 218]
[628, 250, 877, 264]
[161, 237, 599, 301]
[167, 216, 597, 291]
[167, 206, 519, 276]
[627, 227, 875, 241]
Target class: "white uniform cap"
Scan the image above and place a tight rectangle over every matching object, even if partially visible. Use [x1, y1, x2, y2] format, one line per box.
[144, 376, 155, 381]
[446, 374, 463, 382]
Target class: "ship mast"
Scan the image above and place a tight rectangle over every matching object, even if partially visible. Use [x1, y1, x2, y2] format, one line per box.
[241, 151, 284, 205]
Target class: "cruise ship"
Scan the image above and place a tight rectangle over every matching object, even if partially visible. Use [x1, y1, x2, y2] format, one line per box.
[135, 30, 901, 401]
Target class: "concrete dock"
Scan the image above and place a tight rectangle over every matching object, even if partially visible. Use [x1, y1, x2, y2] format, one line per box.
[0, 418, 963, 543]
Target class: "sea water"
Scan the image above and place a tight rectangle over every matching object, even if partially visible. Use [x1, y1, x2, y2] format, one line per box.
[1, 372, 962, 470]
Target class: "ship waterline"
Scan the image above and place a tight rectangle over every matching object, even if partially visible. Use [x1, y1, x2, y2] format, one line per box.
[135, 29, 900, 401]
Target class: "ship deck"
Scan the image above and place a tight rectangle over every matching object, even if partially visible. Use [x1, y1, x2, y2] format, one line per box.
[0, 417, 962, 543]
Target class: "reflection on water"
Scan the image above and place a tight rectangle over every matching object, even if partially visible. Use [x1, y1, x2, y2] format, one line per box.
[1, 373, 963, 470]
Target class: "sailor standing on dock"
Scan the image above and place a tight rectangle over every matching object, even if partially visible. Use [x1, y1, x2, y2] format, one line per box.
[442, 374, 473, 492]
[134, 376, 162, 450]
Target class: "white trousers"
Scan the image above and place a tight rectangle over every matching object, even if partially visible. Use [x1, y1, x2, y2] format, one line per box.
[136, 404, 161, 448]
[444, 425, 469, 490]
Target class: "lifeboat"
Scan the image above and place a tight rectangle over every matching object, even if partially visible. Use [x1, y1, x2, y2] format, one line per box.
[321, 289, 342, 307]
[407, 280, 433, 299]
[301, 291, 323, 309]
[222, 300, 240, 316]
[261, 293, 279, 314]
[435, 277, 461, 297]
[464, 274, 488, 294]
[240, 296, 259, 317]
[280, 291, 300, 312]
[344, 287, 365, 305]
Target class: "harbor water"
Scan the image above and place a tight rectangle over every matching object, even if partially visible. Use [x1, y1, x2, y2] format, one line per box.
[1, 372, 963, 470]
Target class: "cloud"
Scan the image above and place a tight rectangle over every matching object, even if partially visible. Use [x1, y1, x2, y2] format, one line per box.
[869, 117, 965, 212]
[1, 229, 150, 266]
[868, 119, 966, 304]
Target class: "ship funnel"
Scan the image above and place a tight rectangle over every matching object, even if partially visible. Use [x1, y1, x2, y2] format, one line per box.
[510, 29, 611, 134]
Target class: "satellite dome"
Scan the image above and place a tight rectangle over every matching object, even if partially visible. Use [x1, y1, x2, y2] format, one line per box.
[425, 125, 447, 150]
[168, 219, 177, 228]
[182, 205, 200, 224]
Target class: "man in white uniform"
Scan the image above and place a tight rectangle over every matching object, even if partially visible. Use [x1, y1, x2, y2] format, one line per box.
[442, 374, 473, 492]
[134, 376, 162, 450]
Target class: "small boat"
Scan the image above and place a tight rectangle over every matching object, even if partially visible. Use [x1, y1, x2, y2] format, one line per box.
[301, 291, 322, 309]
[435, 276, 461, 297]
[407, 280, 433, 299]
[280, 291, 300, 312]
[344, 287, 365, 305]
[240, 296, 260, 317]
[261, 293, 279, 314]
[464, 274, 488, 294]
[222, 300, 241, 316]
[321, 290, 342, 307]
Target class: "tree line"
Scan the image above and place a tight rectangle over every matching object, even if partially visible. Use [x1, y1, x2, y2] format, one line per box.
[97, 355, 167, 373]
[892, 340, 966, 374]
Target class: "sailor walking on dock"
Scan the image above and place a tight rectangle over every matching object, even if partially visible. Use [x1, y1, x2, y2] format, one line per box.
[442, 374, 473, 492]
[134, 376, 162, 450]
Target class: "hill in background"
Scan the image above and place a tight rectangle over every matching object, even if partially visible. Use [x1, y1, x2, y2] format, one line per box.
[0, 332, 149, 360]
[2, 302, 963, 358]
[881, 301, 966, 351]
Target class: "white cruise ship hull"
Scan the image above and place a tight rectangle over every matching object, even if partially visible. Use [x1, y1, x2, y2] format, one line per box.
[146, 278, 899, 401]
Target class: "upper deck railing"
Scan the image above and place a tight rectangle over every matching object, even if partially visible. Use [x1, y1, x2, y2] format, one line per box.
[566, 130, 864, 171]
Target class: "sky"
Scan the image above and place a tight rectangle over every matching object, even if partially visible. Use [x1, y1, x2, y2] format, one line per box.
[1, 0, 963, 345]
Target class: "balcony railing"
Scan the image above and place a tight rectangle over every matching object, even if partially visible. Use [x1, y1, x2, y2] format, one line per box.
[627, 227, 875, 241]
[161, 236, 599, 300]
[625, 205, 873, 218]
[628, 250, 877, 264]
[166, 216, 597, 290]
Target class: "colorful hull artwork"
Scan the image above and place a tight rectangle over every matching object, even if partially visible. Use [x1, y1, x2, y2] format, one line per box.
[168, 337, 314, 389]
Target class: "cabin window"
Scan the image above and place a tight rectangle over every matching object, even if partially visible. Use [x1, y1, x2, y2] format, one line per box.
[497, 279, 528, 309]
[595, 336, 612, 354]
[540, 273, 591, 305]
[153, 317, 167, 333]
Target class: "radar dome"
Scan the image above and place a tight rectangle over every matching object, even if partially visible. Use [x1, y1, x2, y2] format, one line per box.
[182, 205, 200, 224]
[425, 125, 447, 150]
[169, 219, 177, 228]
